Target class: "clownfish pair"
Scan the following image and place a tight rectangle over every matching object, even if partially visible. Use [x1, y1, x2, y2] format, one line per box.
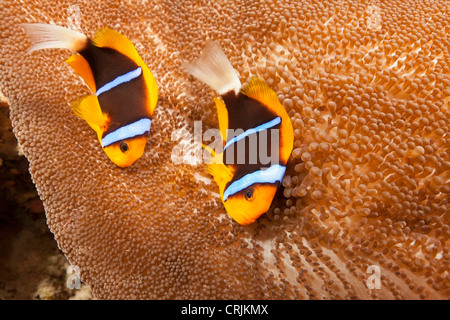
[22, 24, 294, 225]
[22, 23, 158, 167]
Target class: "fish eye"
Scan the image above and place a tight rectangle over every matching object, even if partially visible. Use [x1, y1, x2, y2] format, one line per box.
[119, 142, 129, 153]
[244, 188, 254, 201]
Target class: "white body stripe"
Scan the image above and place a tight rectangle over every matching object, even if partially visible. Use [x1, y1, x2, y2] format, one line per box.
[101, 118, 151, 147]
[223, 164, 286, 201]
[96, 67, 142, 96]
[224, 117, 281, 151]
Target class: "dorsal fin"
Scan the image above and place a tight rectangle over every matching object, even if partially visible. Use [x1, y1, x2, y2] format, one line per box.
[66, 54, 96, 92]
[241, 77, 294, 164]
[92, 28, 158, 114]
[240, 77, 284, 115]
[92, 28, 142, 64]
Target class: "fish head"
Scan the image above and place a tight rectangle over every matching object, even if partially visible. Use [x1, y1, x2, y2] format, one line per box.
[103, 136, 147, 167]
[223, 183, 278, 225]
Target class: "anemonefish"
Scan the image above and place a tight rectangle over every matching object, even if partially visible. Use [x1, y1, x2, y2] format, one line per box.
[185, 41, 294, 225]
[21, 23, 158, 167]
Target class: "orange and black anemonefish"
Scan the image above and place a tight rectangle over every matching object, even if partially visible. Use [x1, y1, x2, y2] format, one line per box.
[21, 23, 158, 167]
[185, 41, 294, 225]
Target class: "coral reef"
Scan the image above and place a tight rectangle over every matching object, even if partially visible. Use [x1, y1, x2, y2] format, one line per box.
[0, 0, 448, 299]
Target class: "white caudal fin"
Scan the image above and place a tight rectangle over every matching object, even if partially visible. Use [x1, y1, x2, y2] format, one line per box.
[184, 41, 241, 95]
[21, 23, 88, 53]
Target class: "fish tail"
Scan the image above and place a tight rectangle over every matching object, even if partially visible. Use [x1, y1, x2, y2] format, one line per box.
[21, 23, 88, 53]
[184, 40, 241, 95]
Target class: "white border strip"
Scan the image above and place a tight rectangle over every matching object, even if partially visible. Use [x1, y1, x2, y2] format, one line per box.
[223, 164, 286, 201]
[224, 117, 281, 151]
[101, 118, 151, 148]
[96, 67, 142, 96]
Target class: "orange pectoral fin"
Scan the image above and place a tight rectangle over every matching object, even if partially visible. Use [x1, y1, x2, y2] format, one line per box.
[66, 54, 96, 92]
[71, 94, 109, 134]
[202, 143, 234, 191]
